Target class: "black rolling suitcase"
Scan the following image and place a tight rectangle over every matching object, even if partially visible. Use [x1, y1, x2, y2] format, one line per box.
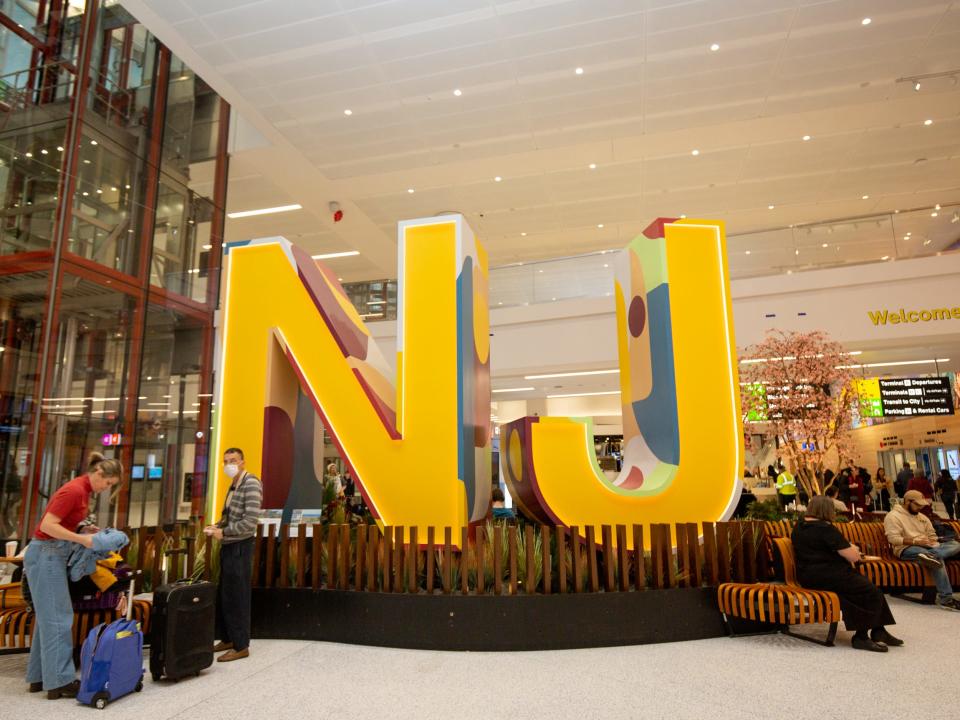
[149, 580, 215, 681]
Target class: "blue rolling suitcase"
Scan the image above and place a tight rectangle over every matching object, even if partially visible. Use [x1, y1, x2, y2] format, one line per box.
[77, 578, 145, 709]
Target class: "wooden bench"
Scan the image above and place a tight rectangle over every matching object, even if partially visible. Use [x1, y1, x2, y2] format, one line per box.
[0, 599, 152, 654]
[834, 522, 932, 594]
[718, 537, 840, 646]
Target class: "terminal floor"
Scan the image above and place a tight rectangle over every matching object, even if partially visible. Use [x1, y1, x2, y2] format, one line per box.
[1, 596, 955, 719]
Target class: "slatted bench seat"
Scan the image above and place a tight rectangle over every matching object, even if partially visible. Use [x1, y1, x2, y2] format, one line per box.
[718, 538, 840, 646]
[0, 599, 152, 654]
[834, 522, 931, 592]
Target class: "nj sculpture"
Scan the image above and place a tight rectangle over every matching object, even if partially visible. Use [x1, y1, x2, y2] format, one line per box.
[211, 215, 742, 546]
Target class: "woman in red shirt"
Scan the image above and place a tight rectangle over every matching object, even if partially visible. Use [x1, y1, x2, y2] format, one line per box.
[23, 458, 123, 699]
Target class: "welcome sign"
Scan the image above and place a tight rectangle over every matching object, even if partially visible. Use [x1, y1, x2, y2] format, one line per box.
[211, 216, 743, 545]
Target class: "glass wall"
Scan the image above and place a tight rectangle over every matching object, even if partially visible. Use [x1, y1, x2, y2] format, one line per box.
[0, 1, 228, 543]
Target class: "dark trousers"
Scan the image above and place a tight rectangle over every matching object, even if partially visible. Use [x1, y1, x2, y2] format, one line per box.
[215, 538, 254, 650]
[798, 565, 895, 632]
[943, 495, 957, 520]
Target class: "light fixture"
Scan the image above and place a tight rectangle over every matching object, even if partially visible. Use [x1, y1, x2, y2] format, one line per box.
[82, 191, 88, 196]
[453, 89, 462, 96]
[691, 149, 700, 156]
[914, 82, 921, 91]
[589, 163, 597, 169]
[493, 387, 535, 394]
[861, 194, 869, 200]
[367, 300, 386, 306]
[227, 203, 302, 219]
[575, 67, 584, 75]
[124, 184, 130, 189]
[494, 176, 502, 182]
[83, 159, 90, 164]
[547, 390, 621, 399]
[861, 17, 871, 25]
[802, 135, 811, 141]
[837, 358, 950, 370]
[935, 203, 941, 210]
[311, 250, 360, 260]
[407, 188, 415, 194]
[923, 239, 932, 245]
[768, 204, 775, 210]
[344, 109, 353, 116]
[40, 148, 48, 154]
[903, 235, 909, 240]
[710, 43, 720, 51]
[745, 250, 751, 255]
[520, 232, 527, 236]
[597, 223, 604, 228]
[110, 186, 117, 191]
[931, 211, 938, 217]
[880, 255, 890, 260]
[90, 140, 97, 146]
[795, 249, 800, 255]
[951, 211, 960, 224]
[24, 152, 32, 158]
[924, 119, 933, 125]
[57, 146, 64, 151]
[525, 369, 618, 379]
[202, 244, 212, 250]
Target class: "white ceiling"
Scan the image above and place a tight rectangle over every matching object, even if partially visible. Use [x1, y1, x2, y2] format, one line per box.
[125, 0, 960, 282]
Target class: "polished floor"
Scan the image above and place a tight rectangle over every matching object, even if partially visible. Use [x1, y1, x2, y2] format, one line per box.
[0, 596, 955, 719]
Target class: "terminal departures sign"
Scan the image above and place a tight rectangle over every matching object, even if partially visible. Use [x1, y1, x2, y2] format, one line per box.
[877, 377, 954, 417]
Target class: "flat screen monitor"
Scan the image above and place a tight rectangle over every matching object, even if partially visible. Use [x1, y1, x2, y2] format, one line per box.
[131, 465, 145, 480]
[148, 466, 163, 479]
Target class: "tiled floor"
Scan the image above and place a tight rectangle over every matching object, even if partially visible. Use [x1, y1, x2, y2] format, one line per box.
[0, 596, 955, 719]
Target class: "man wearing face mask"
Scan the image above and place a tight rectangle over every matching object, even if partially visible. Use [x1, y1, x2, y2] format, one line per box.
[204, 447, 262, 660]
[884, 489, 960, 611]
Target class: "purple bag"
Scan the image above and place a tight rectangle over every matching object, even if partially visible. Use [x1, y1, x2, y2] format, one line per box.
[70, 563, 132, 611]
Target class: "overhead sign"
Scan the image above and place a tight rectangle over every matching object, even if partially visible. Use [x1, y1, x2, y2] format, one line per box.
[877, 377, 954, 417]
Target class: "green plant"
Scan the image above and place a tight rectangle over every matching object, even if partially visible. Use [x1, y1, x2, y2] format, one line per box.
[745, 499, 787, 520]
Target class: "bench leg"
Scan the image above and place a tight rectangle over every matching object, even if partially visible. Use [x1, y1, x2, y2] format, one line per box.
[721, 612, 781, 639]
[782, 621, 837, 647]
[891, 588, 936, 605]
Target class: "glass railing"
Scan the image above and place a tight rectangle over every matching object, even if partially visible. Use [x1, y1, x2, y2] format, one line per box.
[341, 202, 960, 321]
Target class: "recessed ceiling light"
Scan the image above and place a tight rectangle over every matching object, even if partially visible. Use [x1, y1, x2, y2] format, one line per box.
[923, 239, 932, 245]
[24, 152, 32, 158]
[588, 163, 597, 169]
[40, 148, 48, 154]
[786, 270, 793, 274]
[679, 214, 686, 219]
[453, 89, 462, 96]
[547, 390, 621, 399]
[56, 145, 64, 151]
[407, 188, 414, 194]
[691, 149, 700, 156]
[494, 176, 502, 182]
[768, 204, 775, 210]
[597, 223, 604, 228]
[861, 194, 869, 200]
[802, 135, 811, 141]
[745, 250, 751, 255]
[90, 140, 97, 145]
[935, 203, 941, 210]
[931, 211, 938, 217]
[795, 249, 800, 255]
[311, 250, 360, 260]
[710, 43, 720, 51]
[923, 119, 933, 125]
[914, 82, 921, 91]
[881, 255, 890, 260]
[492, 387, 535, 394]
[227, 203, 302, 219]
[124, 184, 130, 189]
[861, 17, 871, 25]
[520, 232, 527, 236]
[202, 244, 212, 250]
[575, 67, 584, 75]
[81, 191, 88, 196]
[526, 369, 618, 379]
[83, 159, 90, 164]
[343, 109, 353, 116]
[822, 243, 829, 248]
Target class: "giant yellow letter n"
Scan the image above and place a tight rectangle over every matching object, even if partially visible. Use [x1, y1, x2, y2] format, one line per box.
[501, 219, 743, 543]
[211, 215, 491, 542]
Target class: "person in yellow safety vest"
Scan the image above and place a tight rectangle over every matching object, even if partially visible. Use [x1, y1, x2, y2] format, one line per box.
[776, 465, 798, 509]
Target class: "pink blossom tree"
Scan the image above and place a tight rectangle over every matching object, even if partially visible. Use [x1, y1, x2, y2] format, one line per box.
[739, 330, 861, 498]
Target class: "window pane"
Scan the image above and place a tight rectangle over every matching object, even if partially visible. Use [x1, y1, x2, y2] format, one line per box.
[0, 269, 48, 539]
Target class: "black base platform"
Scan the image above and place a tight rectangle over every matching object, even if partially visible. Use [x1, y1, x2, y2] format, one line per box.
[251, 587, 728, 651]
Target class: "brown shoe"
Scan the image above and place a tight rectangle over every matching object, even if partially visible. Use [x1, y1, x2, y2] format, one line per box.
[213, 641, 234, 652]
[216, 648, 249, 662]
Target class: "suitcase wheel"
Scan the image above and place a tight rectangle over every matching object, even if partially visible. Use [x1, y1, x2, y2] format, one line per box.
[94, 693, 109, 710]
[135, 679, 144, 692]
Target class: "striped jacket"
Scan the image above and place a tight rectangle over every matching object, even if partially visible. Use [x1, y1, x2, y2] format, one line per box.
[216, 472, 262, 544]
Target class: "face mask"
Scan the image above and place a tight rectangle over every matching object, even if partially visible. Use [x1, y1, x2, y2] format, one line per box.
[224, 463, 240, 479]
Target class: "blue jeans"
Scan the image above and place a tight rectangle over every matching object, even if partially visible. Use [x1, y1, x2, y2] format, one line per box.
[900, 540, 960, 599]
[23, 539, 77, 689]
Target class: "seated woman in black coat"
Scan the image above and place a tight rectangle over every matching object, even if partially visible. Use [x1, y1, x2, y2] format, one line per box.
[791, 495, 901, 652]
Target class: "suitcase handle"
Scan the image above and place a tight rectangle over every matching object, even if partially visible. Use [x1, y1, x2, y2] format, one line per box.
[126, 570, 140, 621]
